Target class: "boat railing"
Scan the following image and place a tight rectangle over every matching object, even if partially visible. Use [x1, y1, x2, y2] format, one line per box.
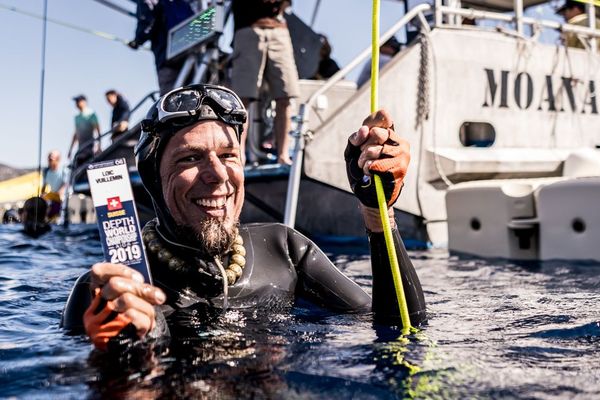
[305, 3, 433, 110]
[284, 0, 600, 229]
[435, 0, 600, 48]
[284, 3, 433, 229]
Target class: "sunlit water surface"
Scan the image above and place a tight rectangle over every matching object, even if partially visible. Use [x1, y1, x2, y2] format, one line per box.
[0, 224, 599, 399]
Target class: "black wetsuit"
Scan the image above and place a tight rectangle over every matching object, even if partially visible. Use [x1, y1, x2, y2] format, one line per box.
[61, 223, 426, 334]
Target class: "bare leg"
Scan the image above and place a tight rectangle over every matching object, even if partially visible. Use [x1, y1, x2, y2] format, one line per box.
[274, 97, 292, 165]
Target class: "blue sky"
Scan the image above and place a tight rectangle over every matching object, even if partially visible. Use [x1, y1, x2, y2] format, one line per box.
[0, 0, 561, 169]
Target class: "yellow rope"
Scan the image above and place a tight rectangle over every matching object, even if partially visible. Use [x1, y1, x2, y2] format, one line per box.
[371, 0, 412, 333]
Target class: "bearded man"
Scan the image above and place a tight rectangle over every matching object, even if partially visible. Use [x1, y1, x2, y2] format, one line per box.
[61, 84, 426, 351]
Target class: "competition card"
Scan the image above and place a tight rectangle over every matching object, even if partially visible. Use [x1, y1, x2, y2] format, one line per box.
[87, 158, 152, 284]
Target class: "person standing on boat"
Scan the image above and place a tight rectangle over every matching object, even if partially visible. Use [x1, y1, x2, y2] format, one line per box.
[128, 0, 194, 95]
[42, 150, 66, 221]
[67, 95, 101, 168]
[61, 84, 425, 351]
[357, 36, 401, 87]
[105, 89, 131, 142]
[230, 0, 299, 165]
[311, 34, 341, 80]
[557, 0, 600, 50]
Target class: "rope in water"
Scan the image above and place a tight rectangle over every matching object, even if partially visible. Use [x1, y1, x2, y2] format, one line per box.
[370, 0, 412, 333]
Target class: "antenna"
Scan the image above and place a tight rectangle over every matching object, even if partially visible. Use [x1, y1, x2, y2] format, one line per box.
[36, 0, 48, 210]
[27, 0, 49, 230]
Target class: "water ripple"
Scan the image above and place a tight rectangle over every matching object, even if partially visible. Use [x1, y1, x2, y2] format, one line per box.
[0, 225, 599, 399]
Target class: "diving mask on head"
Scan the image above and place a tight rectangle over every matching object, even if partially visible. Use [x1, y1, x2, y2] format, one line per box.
[135, 84, 247, 249]
[139, 84, 246, 140]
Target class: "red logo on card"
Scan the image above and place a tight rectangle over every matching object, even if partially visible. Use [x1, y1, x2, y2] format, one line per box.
[107, 196, 122, 211]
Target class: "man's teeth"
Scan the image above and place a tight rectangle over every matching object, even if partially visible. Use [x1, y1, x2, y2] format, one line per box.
[196, 197, 226, 208]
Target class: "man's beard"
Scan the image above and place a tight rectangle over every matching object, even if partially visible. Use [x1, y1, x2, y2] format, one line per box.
[175, 218, 237, 258]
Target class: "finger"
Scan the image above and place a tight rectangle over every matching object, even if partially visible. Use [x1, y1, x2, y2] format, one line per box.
[90, 263, 145, 289]
[358, 145, 383, 170]
[359, 127, 391, 150]
[101, 277, 166, 305]
[83, 289, 102, 320]
[379, 139, 410, 159]
[361, 109, 393, 129]
[348, 125, 369, 147]
[112, 292, 156, 323]
[122, 308, 153, 337]
[371, 155, 410, 178]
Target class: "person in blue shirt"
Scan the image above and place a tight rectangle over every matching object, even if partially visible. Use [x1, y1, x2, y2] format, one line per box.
[42, 150, 66, 221]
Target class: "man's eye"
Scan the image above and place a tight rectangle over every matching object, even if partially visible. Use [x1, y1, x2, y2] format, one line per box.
[178, 155, 199, 163]
[219, 153, 237, 159]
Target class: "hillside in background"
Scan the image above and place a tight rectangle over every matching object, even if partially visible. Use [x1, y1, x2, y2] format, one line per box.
[0, 163, 33, 182]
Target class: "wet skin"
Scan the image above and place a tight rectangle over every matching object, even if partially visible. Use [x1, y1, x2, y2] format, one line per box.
[159, 121, 244, 236]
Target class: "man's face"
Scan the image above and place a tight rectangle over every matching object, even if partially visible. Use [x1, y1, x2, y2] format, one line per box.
[159, 120, 244, 251]
[106, 93, 117, 106]
[562, 6, 582, 21]
[76, 99, 86, 111]
[48, 152, 60, 170]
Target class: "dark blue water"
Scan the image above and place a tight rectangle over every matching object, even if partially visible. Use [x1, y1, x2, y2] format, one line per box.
[0, 224, 599, 399]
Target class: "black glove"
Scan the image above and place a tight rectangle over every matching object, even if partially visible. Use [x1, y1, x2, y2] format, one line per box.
[344, 128, 406, 208]
[193, 258, 225, 298]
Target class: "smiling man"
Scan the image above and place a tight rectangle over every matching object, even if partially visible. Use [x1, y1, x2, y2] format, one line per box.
[61, 84, 426, 351]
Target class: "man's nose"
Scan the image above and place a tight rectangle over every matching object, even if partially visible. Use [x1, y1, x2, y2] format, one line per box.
[199, 152, 228, 183]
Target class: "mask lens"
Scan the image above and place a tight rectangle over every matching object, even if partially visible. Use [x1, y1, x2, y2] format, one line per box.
[164, 90, 201, 113]
[206, 88, 242, 112]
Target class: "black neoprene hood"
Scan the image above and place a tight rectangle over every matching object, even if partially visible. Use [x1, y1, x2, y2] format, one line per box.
[134, 84, 247, 247]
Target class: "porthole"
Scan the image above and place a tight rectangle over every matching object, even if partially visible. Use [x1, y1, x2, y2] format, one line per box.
[460, 122, 495, 147]
[572, 218, 586, 233]
[470, 218, 481, 231]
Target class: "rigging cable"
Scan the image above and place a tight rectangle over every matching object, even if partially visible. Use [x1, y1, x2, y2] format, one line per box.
[28, 0, 49, 230]
[0, 3, 148, 49]
[36, 0, 48, 204]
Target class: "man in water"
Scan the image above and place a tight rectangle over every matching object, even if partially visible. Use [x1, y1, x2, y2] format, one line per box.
[61, 84, 425, 351]
[22, 196, 51, 238]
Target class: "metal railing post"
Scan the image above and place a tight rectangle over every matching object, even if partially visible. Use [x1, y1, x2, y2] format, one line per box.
[588, 2, 597, 52]
[283, 104, 309, 228]
[173, 54, 196, 89]
[514, 0, 524, 35]
[280, 4, 431, 229]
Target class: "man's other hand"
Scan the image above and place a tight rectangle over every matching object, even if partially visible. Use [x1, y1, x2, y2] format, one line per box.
[345, 109, 410, 210]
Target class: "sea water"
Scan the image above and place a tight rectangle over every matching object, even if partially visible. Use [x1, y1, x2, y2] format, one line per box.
[0, 224, 599, 399]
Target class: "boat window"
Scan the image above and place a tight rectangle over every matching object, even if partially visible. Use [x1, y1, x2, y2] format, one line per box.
[459, 122, 495, 147]
[572, 218, 586, 233]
